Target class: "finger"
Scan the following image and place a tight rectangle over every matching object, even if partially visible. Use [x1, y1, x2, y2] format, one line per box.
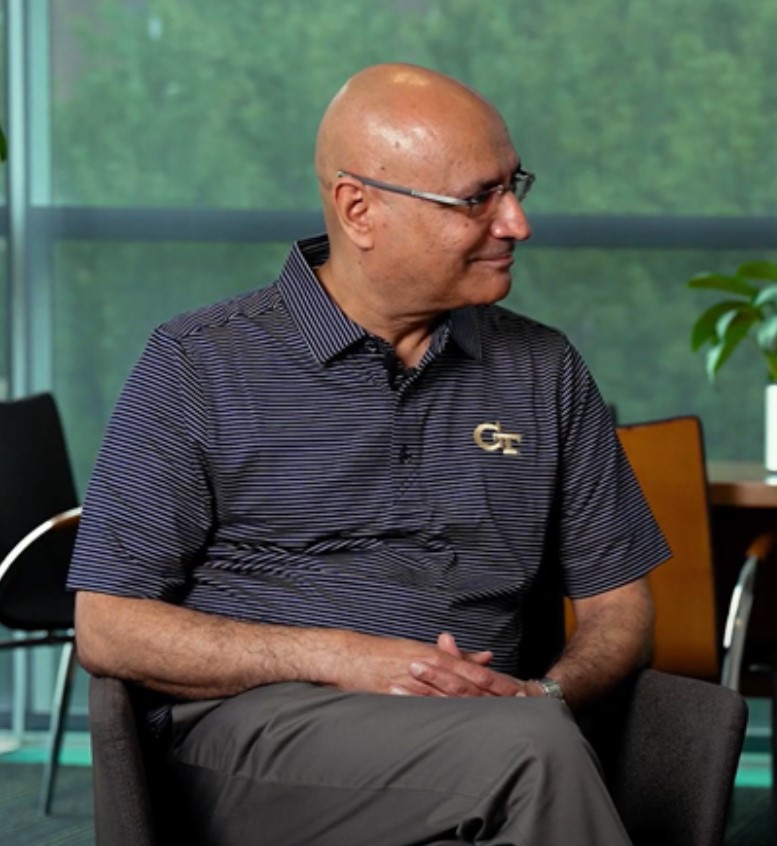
[389, 681, 448, 697]
[436, 632, 462, 656]
[389, 685, 413, 696]
[408, 662, 483, 697]
[409, 661, 513, 697]
[512, 680, 531, 697]
[438, 633, 493, 666]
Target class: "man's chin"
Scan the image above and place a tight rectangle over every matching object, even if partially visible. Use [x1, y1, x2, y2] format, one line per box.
[474, 272, 513, 305]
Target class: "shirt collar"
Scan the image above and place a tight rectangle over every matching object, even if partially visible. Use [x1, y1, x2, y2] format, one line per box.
[278, 234, 483, 365]
[278, 234, 366, 364]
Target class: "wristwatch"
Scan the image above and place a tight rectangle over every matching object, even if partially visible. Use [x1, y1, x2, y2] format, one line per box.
[533, 676, 566, 702]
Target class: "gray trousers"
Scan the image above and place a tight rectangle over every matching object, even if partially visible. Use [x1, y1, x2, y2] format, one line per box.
[166, 682, 632, 846]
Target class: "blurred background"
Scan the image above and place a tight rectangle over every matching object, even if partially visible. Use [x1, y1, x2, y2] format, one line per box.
[0, 0, 775, 832]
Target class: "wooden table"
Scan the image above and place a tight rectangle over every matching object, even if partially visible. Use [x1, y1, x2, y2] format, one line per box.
[707, 461, 777, 694]
[708, 461, 777, 508]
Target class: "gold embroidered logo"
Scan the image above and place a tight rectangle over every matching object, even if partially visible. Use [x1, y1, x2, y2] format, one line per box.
[473, 422, 522, 456]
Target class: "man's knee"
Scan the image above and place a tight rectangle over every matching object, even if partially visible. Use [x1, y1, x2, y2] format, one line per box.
[453, 698, 595, 777]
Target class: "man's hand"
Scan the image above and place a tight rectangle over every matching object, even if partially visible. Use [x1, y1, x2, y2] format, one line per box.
[331, 630, 526, 698]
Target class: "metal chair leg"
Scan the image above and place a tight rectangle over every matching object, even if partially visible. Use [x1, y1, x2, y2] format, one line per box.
[39, 639, 77, 814]
[721, 553, 758, 690]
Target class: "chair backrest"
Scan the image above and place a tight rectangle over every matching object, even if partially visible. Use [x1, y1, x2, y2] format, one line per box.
[616, 416, 719, 679]
[0, 393, 79, 630]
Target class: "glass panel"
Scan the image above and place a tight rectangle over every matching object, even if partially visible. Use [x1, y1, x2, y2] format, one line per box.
[507, 248, 777, 462]
[53, 241, 288, 491]
[49, 0, 777, 214]
[0, 1, 5, 203]
[0, 240, 7, 399]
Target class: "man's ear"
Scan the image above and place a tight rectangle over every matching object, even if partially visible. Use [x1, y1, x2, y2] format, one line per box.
[332, 179, 375, 250]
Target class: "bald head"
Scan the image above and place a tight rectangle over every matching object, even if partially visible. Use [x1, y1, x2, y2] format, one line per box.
[310, 65, 529, 353]
[315, 63, 507, 194]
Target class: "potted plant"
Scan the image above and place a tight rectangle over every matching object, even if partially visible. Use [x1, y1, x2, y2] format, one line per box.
[688, 259, 777, 469]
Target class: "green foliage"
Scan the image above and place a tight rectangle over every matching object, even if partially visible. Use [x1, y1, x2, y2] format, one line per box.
[688, 261, 777, 382]
[51, 0, 777, 214]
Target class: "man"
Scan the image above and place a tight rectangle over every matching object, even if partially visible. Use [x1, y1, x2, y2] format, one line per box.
[69, 64, 669, 844]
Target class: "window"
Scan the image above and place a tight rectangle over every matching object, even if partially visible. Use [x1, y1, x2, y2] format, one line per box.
[32, 0, 777, 485]
[3, 0, 776, 731]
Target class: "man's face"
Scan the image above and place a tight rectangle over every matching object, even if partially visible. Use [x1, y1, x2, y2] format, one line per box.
[370, 114, 532, 317]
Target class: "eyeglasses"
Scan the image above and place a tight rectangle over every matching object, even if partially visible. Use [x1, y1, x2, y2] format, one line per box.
[335, 167, 535, 215]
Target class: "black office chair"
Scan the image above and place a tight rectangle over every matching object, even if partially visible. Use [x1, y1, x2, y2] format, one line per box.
[0, 393, 82, 814]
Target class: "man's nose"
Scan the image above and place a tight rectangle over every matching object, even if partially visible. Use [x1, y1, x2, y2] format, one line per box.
[491, 192, 532, 242]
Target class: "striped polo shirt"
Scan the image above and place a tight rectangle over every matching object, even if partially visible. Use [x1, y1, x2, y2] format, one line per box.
[69, 233, 668, 699]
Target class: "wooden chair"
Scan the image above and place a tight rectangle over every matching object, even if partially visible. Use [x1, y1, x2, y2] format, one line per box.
[614, 415, 774, 689]
[0, 393, 82, 814]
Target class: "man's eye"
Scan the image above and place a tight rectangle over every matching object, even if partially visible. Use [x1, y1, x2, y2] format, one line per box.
[467, 188, 497, 206]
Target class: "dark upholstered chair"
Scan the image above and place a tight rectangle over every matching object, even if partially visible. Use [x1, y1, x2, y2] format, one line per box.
[88, 667, 746, 846]
[89, 676, 158, 846]
[0, 393, 81, 814]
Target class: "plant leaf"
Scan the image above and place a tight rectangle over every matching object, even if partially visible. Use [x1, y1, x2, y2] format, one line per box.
[738, 260, 777, 282]
[686, 272, 759, 298]
[757, 315, 777, 354]
[705, 311, 757, 381]
[715, 307, 756, 341]
[690, 300, 746, 350]
[753, 284, 777, 308]
[705, 337, 738, 381]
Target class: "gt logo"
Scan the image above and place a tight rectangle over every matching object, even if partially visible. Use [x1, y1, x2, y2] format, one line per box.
[473, 422, 523, 456]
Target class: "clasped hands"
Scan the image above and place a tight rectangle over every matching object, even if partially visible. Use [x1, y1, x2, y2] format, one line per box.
[335, 630, 544, 699]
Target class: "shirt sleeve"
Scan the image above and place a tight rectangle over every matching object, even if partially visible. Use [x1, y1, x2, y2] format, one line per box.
[67, 327, 213, 601]
[555, 341, 671, 598]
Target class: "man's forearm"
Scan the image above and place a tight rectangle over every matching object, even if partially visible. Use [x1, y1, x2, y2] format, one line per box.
[75, 591, 350, 699]
[74, 591, 525, 700]
[544, 578, 655, 711]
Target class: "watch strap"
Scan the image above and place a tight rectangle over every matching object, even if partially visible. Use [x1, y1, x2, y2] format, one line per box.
[534, 675, 566, 702]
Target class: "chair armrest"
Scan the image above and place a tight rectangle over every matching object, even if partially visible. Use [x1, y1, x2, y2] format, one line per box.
[721, 530, 777, 689]
[89, 675, 158, 846]
[588, 668, 747, 846]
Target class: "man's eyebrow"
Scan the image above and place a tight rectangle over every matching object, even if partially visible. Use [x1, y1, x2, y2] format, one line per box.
[462, 163, 523, 195]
